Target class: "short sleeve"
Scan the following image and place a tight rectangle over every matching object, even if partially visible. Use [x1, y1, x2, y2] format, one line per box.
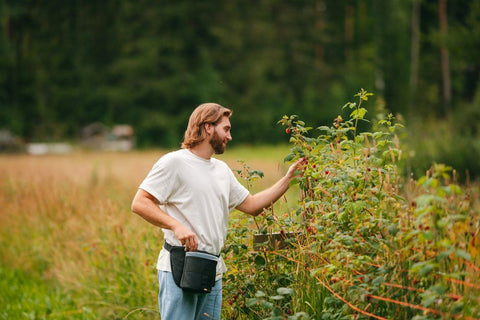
[138, 154, 177, 204]
[228, 169, 250, 212]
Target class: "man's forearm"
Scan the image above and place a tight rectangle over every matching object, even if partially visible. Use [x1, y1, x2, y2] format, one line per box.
[237, 157, 305, 216]
[237, 174, 294, 216]
[252, 175, 291, 210]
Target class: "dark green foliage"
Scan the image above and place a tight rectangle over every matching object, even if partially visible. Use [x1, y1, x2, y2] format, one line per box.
[0, 1, 479, 159]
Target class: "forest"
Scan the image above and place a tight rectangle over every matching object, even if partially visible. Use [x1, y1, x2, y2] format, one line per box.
[1, 0, 480, 178]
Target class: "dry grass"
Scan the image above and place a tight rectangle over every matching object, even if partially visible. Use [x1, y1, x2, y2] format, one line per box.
[0, 147, 291, 319]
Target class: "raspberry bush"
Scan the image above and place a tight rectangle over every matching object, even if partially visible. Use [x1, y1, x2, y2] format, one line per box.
[223, 90, 479, 319]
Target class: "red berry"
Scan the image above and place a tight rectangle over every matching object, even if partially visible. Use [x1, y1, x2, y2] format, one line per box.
[286, 128, 291, 134]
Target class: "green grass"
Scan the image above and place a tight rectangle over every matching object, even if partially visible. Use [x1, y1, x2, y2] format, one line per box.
[2, 146, 475, 319]
[0, 148, 291, 320]
[0, 266, 88, 320]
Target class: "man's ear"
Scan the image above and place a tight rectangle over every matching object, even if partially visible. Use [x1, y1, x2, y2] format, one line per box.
[204, 123, 214, 135]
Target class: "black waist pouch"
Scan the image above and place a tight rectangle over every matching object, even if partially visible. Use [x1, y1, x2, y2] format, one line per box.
[165, 242, 219, 293]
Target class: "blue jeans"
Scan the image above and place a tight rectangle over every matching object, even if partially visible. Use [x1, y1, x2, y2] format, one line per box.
[157, 271, 222, 320]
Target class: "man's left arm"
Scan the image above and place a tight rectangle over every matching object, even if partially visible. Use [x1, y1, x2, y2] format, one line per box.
[236, 158, 306, 216]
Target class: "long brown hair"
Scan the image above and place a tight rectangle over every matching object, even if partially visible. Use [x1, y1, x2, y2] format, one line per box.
[181, 103, 232, 149]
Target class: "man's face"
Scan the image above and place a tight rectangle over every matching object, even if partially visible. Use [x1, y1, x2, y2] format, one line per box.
[209, 117, 232, 154]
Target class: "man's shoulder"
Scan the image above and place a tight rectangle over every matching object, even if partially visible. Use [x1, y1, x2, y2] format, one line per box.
[154, 149, 187, 166]
[211, 157, 232, 171]
[166, 149, 187, 157]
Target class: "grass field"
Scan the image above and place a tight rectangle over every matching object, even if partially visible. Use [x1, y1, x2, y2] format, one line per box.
[1, 145, 478, 319]
[0, 146, 294, 320]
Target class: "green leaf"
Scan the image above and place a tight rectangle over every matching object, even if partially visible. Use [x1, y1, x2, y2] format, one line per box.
[436, 218, 449, 230]
[372, 276, 384, 286]
[260, 300, 273, 309]
[451, 300, 464, 314]
[388, 224, 398, 236]
[411, 261, 435, 276]
[317, 126, 332, 132]
[289, 177, 300, 187]
[422, 231, 434, 241]
[350, 107, 367, 119]
[373, 132, 385, 139]
[449, 184, 463, 195]
[342, 102, 356, 109]
[246, 298, 259, 307]
[437, 248, 453, 260]
[429, 284, 446, 294]
[284, 153, 295, 162]
[455, 249, 471, 261]
[418, 263, 434, 276]
[248, 170, 264, 178]
[421, 294, 437, 307]
[309, 268, 320, 277]
[272, 307, 283, 316]
[290, 312, 310, 319]
[277, 287, 295, 295]
[254, 255, 266, 267]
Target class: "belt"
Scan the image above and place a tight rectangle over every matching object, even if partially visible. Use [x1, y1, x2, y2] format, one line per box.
[163, 241, 220, 257]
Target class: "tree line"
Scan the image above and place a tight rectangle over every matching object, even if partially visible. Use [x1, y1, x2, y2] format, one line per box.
[1, 0, 479, 150]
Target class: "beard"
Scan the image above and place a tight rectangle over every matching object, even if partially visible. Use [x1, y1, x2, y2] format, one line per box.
[209, 131, 226, 154]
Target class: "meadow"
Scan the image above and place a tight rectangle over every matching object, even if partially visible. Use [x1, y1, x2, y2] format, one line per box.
[1, 100, 479, 319]
[0, 146, 292, 320]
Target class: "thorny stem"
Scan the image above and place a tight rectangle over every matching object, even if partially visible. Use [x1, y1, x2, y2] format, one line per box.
[352, 94, 363, 168]
[353, 95, 362, 140]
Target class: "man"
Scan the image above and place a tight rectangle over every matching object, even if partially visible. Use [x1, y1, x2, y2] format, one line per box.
[131, 103, 303, 319]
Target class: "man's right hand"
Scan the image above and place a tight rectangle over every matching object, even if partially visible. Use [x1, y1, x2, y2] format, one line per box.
[171, 222, 198, 251]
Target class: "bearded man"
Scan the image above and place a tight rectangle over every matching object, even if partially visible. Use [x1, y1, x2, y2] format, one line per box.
[131, 103, 303, 319]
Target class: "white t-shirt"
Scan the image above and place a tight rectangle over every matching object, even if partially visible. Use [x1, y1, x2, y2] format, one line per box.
[138, 149, 250, 278]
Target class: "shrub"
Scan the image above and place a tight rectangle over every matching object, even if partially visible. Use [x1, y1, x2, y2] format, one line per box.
[223, 90, 479, 319]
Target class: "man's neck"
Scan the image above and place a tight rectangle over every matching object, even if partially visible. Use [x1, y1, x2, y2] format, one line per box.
[188, 143, 214, 160]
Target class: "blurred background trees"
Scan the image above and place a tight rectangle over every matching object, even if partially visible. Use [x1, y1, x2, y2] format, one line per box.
[1, 0, 479, 178]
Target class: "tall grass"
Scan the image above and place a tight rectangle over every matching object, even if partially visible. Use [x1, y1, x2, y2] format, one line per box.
[0, 147, 288, 319]
[2, 145, 477, 319]
[0, 151, 163, 319]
